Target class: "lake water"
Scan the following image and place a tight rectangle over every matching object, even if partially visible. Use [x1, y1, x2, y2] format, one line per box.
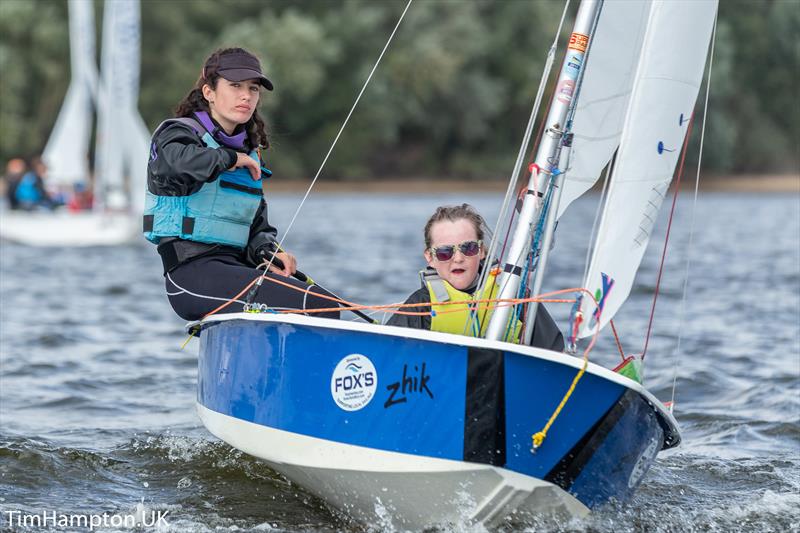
[1, 191, 798, 532]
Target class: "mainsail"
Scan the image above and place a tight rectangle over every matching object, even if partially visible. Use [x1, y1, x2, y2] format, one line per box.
[42, 0, 98, 187]
[94, 0, 150, 212]
[577, 0, 718, 338]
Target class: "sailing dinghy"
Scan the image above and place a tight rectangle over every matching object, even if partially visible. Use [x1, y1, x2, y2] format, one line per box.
[192, 0, 717, 527]
[1, 0, 149, 247]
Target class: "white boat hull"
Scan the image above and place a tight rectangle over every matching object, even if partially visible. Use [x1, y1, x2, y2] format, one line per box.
[0, 211, 138, 247]
[195, 314, 677, 528]
[198, 403, 589, 529]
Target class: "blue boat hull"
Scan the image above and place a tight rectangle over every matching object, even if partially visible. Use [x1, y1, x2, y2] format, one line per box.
[196, 314, 678, 517]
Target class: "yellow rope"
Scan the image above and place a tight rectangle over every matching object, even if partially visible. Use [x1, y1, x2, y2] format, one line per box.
[530, 333, 592, 452]
[180, 328, 198, 350]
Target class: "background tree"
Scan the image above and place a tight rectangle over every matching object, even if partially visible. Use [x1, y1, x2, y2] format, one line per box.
[1, 0, 797, 179]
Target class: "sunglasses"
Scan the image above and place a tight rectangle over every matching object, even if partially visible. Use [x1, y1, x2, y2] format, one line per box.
[430, 240, 482, 262]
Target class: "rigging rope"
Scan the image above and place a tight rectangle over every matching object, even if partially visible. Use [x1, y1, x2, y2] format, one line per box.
[640, 114, 694, 360]
[609, 319, 626, 362]
[517, 168, 557, 341]
[203, 269, 577, 319]
[670, 12, 718, 408]
[249, 0, 413, 290]
[469, 0, 571, 337]
[476, 0, 571, 307]
[531, 288, 602, 452]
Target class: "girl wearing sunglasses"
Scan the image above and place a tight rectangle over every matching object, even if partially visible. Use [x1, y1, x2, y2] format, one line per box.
[143, 48, 338, 321]
[387, 204, 564, 351]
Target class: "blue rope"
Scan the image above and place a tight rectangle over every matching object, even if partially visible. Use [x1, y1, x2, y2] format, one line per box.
[506, 171, 559, 342]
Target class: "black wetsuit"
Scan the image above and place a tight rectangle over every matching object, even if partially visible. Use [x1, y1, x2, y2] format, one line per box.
[386, 268, 564, 351]
[147, 119, 339, 321]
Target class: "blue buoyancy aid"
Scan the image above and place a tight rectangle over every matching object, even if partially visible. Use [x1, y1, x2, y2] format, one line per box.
[14, 172, 44, 205]
[143, 118, 265, 248]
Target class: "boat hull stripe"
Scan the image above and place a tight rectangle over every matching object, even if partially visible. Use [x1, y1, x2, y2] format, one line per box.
[463, 347, 506, 466]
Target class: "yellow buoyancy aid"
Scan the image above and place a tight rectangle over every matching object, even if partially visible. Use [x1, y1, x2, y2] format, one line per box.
[423, 269, 522, 343]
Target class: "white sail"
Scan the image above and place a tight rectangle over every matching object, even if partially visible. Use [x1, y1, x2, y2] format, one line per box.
[126, 112, 151, 215]
[577, 0, 717, 338]
[94, 0, 150, 211]
[555, 0, 651, 219]
[42, 0, 98, 188]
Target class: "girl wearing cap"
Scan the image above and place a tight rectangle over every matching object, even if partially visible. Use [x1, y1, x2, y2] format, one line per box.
[387, 204, 563, 351]
[144, 47, 339, 320]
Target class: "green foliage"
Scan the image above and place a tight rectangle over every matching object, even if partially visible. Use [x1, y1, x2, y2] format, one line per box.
[695, 0, 800, 173]
[0, 0, 797, 178]
[0, 0, 69, 159]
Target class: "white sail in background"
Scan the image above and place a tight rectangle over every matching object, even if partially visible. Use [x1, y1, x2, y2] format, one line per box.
[127, 111, 151, 215]
[577, 0, 717, 338]
[556, 0, 653, 219]
[94, 0, 150, 211]
[42, 0, 98, 187]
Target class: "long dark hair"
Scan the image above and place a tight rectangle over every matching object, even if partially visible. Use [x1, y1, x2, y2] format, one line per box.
[174, 47, 269, 149]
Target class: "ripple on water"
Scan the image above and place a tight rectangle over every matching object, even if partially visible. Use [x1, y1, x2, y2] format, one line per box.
[0, 193, 798, 531]
[0, 434, 349, 531]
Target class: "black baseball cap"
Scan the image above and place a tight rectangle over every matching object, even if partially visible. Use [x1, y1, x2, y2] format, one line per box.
[216, 51, 274, 91]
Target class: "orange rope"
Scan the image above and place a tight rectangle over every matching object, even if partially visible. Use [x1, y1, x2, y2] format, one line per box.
[262, 278, 587, 317]
[201, 270, 588, 321]
[273, 297, 577, 317]
[202, 277, 261, 318]
[202, 270, 365, 320]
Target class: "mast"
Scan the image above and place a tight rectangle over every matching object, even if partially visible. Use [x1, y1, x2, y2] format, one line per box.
[484, 0, 603, 341]
[521, 132, 574, 345]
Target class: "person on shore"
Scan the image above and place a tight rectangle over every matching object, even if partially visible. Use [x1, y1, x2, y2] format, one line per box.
[143, 47, 339, 321]
[387, 204, 564, 351]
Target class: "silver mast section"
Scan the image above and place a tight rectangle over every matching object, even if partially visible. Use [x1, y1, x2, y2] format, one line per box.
[522, 133, 573, 345]
[485, 0, 603, 342]
[524, 0, 603, 346]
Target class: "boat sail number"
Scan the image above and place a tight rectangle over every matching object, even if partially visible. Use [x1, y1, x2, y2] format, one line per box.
[330, 354, 378, 411]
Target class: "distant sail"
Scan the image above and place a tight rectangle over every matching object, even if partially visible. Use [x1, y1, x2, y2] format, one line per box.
[42, 0, 98, 187]
[556, 0, 651, 219]
[577, 0, 718, 338]
[94, 0, 150, 211]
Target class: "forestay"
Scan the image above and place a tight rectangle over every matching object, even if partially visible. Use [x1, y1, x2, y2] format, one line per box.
[577, 0, 718, 338]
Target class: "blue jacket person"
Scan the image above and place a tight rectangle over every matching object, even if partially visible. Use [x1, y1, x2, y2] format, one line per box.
[144, 47, 339, 321]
